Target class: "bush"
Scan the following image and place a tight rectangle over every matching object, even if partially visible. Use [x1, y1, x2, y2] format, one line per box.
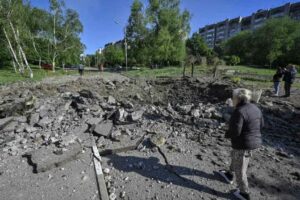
[225, 55, 241, 66]
[231, 76, 241, 84]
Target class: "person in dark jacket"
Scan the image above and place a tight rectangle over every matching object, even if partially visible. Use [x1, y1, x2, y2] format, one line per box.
[273, 67, 284, 96]
[217, 88, 264, 200]
[78, 64, 84, 76]
[283, 65, 297, 97]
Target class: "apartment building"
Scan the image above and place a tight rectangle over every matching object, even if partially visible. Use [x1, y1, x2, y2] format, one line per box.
[199, 2, 300, 48]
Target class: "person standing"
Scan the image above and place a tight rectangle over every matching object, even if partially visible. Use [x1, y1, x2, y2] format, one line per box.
[272, 67, 284, 96]
[283, 65, 297, 97]
[217, 88, 264, 200]
[78, 64, 84, 76]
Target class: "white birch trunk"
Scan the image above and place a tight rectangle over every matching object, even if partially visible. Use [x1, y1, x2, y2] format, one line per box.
[9, 21, 33, 78]
[3, 28, 22, 73]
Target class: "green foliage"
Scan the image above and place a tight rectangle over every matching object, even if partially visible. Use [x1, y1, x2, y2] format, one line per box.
[224, 55, 240, 66]
[0, 0, 84, 71]
[103, 45, 125, 66]
[146, 0, 190, 65]
[231, 76, 241, 84]
[112, 0, 191, 67]
[224, 17, 300, 66]
[186, 32, 211, 64]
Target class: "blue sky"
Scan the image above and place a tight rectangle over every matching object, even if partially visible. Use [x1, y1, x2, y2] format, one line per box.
[30, 0, 300, 54]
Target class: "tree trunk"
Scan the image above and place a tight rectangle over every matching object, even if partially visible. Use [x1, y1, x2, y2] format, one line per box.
[19, 46, 33, 78]
[18, 48, 25, 74]
[32, 36, 41, 69]
[39, 58, 42, 69]
[9, 21, 33, 78]
[3, 28, 22, 73]
[52, 13, 57, 72]
[12, 61, 17, 73]
[52, 58, 56, 72]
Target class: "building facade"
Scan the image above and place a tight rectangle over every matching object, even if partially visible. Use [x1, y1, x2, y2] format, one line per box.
[199, 2, 300, 48]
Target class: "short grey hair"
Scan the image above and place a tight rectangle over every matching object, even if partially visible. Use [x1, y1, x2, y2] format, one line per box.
[233, 88, 252, 103]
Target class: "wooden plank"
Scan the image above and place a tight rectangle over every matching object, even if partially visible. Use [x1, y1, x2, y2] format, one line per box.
[90, 134, 109, 200]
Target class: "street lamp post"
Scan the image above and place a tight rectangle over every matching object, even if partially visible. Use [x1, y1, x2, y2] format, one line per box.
[114, 20, 128, 71]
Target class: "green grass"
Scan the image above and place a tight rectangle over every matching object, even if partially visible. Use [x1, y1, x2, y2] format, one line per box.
[0, 65, 77, 85]
[222, 65, 300, 89]
[222, 65, 300, 77]
[123, 65, 209, 78]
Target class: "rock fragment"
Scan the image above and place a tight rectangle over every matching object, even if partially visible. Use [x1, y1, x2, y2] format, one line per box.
[26, 142, 82, 173]
[93, 121, 113, 137]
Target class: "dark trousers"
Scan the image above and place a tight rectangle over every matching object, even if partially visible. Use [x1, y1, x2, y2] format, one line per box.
[284, 82, 291, 97]
[79, 69, 84, 76]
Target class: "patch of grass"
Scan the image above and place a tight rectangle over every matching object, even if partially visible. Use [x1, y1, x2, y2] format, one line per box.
[123, 65, 209, 78]
[222, 65, 300, 77]
[0, 65, 77, 85]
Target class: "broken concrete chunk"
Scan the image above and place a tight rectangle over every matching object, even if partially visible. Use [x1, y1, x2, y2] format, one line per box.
[191, 109, 200, 118]
[134, 93, 143, 101]
[27, 142, 82, 173]
[176, 104, 193, 115]
[0, 117, 13, 129]
[86, 117, 103, 126]
[30, 113, 40, 125]
[2, 121, 18, 132]
[60, 124, 88, 147]
[121, 101, 134, 109]
[128, 110, 144, 122]
[14, 116, 27, 123]
[37, 117, 53, 128]
[107, 96, 116, 105]
[115, 108, 127, 122]
[25, 126, 38, 133]
[93, 121, 113, 137]
[100, 102, 116, 111]
[79, 89, 94, 99]
[111, 130, 122, 141]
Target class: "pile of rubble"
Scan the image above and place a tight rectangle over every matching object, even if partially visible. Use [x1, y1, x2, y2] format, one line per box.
[0, 75, 299, 200]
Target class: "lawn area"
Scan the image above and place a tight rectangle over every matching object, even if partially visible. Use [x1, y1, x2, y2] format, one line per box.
[123, 65, 209, 78]
[0, 65, 77, 85]
[222, 65, 300, 77]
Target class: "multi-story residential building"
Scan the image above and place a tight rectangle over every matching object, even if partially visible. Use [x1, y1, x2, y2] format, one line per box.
[290, 2, 300, 20]
[199, 2, 300, 48]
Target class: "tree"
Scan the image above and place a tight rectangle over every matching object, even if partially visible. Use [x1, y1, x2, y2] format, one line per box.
[48, 0, 84, 71]
[224, 31, 252, 64]
[186, 32, 211, 63]
[252, 17, 300, 66]
[146, 0, 191, 66]
[0, 0, 33, 78]
[224, 55, 240, 66]
[126, 0, 148, 66]
[224, 17, 300, 66]
[103, 45, 124, 66]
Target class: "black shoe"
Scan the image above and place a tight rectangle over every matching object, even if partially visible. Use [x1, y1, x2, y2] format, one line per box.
[233, 189, 250, 200]
[217, 170, 234, 184]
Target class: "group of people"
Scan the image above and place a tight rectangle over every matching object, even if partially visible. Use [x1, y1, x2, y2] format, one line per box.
[273, 64, 298, 97]
[219, 64, 297, 199]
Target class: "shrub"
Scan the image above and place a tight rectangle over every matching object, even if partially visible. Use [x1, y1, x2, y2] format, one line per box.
[231, 76, 241, 84]
[225, 55, 241, 66]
